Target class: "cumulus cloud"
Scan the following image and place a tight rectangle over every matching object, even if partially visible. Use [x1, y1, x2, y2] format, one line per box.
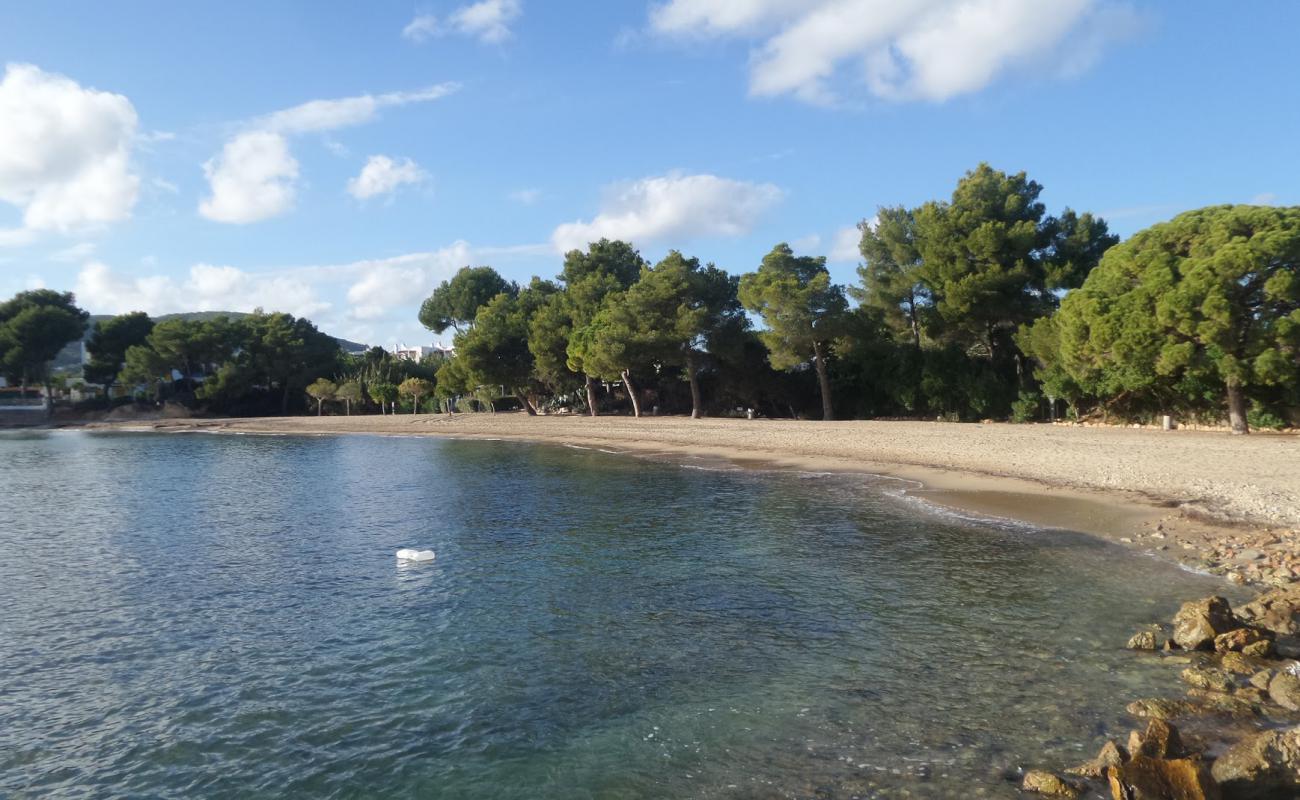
[551, 172, 783, 253]
[344, 246, 472, 321]
[649, 0, 1138, 104]
[403, 1, 522, 44]
[199, 83, 458, 224]
[0, 63, 140, 238]
[199, 131, 299, 224]
[347, 155, 428, 200]
[75, 261, 330, 319]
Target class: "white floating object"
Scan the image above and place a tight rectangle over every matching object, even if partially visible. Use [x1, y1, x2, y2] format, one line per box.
[395, 548, 436, 563]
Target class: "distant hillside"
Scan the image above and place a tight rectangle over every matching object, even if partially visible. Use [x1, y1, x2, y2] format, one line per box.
[53, 311, 370, 372]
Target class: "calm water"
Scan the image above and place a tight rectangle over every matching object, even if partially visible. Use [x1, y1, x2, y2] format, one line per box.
[0, 431, 1232, 799]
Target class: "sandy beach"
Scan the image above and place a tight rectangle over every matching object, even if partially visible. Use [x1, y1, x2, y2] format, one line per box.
[79, 413, 1300, 577]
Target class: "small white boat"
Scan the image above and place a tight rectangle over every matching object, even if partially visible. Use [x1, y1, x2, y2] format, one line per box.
[395, 548, 436, 563]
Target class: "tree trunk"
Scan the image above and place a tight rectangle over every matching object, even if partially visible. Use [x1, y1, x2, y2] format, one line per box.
[812, 341, 834, 421]
[1226, 380, 1249, 435]
[412, 395, 418, 414]
[519, 390, 537, 416]
[316, 398, 322, 416]
[585, 373, 599, 417]
[621, 369, 642, 417]
[281, 383, 290, 415]
[345, 399, 351, 416]
[685, 352, 702, 419]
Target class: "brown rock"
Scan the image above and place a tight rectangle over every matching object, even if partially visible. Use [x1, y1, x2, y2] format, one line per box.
[1173, 596, 1238, 651]
[1214, 627, 1271, 653]
[1023, 769, 1080, 798]
[1242, 639, 1275, 658]
[1210, 726, 1300, 798]
[1134, 719, 1184, 760]
[1128, 729, 1146, 755]
[1128, 630, 1160, 650]
[1219, 652, 1255, 675]
[1181, 666, 1236, 693]
[1250, 669, 1276, 691]
[1107, 756, 1220, 800]
[1237, 585, 1300, 637]
[1128, 698, 1196, 719]
[1100, 739, 1130, 767]
[1185, 689, 1260, 717]
[1268, 670, 1300, 711]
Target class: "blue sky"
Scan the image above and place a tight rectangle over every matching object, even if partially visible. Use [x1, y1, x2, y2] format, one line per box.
[1, 1, 1297, 347]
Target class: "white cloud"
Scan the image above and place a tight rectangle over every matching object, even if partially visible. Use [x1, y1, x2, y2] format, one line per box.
[828, 224, 861, 263]
[199, 83, 457, 224]
[649, 0, 1137, 104]
[403, 1, 522, 44]
[1251, 192, 1278, 206]
[0, 63, 140, 238]
[552, 171, 783, 253]
[198, 131, 299, 224]
[347, 155, 428, 200]
[75, 261, 330, 319]
[345, 246, 471, 320]
[509, 188, 541, 205]
[259, 84, 460, 134]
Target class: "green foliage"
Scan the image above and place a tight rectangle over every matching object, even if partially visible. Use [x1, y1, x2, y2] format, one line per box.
[739, 244, 848, 371]
[85, 311, 154, 388]
[418, 266, 516, 334]
[908, 163, 1116, 357]
[1010, 391, 1042, 423]
[335, 380, 362, 414]
[1052, 205, 1300, 428]
[851, 206, 930, 348]
[0, 290, 90, 389]
[1247, 402, 1287, 431]
[306, 378, 338, 415]
[398, 376, 434, 411]
[368, 381, 398, 408]
[455, 278, 557, 408]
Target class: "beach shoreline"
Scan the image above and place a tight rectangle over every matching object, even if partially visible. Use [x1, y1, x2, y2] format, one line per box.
[67, 413, 1300, 583]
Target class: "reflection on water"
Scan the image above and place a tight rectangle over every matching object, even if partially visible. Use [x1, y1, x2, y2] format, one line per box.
[0, 431, 1234, 798]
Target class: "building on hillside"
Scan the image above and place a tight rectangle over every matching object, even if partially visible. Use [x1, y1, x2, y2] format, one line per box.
[393, 343, 454, 361]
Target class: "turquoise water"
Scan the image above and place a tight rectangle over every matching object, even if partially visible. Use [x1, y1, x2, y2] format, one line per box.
[0, 431, 1230, 798]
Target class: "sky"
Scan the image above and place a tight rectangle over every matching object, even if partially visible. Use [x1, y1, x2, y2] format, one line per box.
[1, 1, 1298, 348]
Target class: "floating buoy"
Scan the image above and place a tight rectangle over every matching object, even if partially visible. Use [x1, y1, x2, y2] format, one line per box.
[396, 548, 436, 563]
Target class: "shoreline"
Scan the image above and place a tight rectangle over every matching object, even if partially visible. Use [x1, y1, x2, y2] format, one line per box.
[65, 413, 1300, 584]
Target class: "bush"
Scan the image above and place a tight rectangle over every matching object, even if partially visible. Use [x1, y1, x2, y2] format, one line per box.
[1011, 391, 1041, 423]
[1248, 402, 1287, 431]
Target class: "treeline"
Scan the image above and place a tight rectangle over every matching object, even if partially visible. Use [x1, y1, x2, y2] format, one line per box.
[420, 164, 1297, 433]
[4, 164, 1295, 431]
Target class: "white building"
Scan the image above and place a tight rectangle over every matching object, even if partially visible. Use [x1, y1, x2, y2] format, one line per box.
[393, 343, 454, 362]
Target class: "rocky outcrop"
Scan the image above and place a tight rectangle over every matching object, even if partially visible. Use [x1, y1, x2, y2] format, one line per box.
[1173, 596, 1239, 651]
[1266, 669, 1300, 711]
[1129, 630, 1161, 650]
[1238, 586, 1300, 658]
[1215, 628, 1273, 654]
[1210, 726, 1300, 799]
[1107, 756, 1220, 800]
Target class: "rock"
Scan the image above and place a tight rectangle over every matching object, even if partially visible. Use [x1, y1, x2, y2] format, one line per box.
[1220, 652, 1255, 675]
[1250, 669, 1276, 691]
[1237, 585, 1300, 638]
[1128, 729, 1146, 755]
[1214, 627, 1272, 653]
[1185, 689, 1260, 717]
[1133, 719, 1185, 759]
[1100, 739, 1130, 767]
[1181, 666, 1236, 693]
[1022, 769, 1080, 798]
[1107, 756, 1220, 800]
[1242, 639, 1276, 659]
[1128, 698, 1197, 719]
[1129, 630, 1161, 650]
[1210, 726, 1300, 799]
[1173, 596, 1239, 651]
[1268, 671, 1300, 711]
